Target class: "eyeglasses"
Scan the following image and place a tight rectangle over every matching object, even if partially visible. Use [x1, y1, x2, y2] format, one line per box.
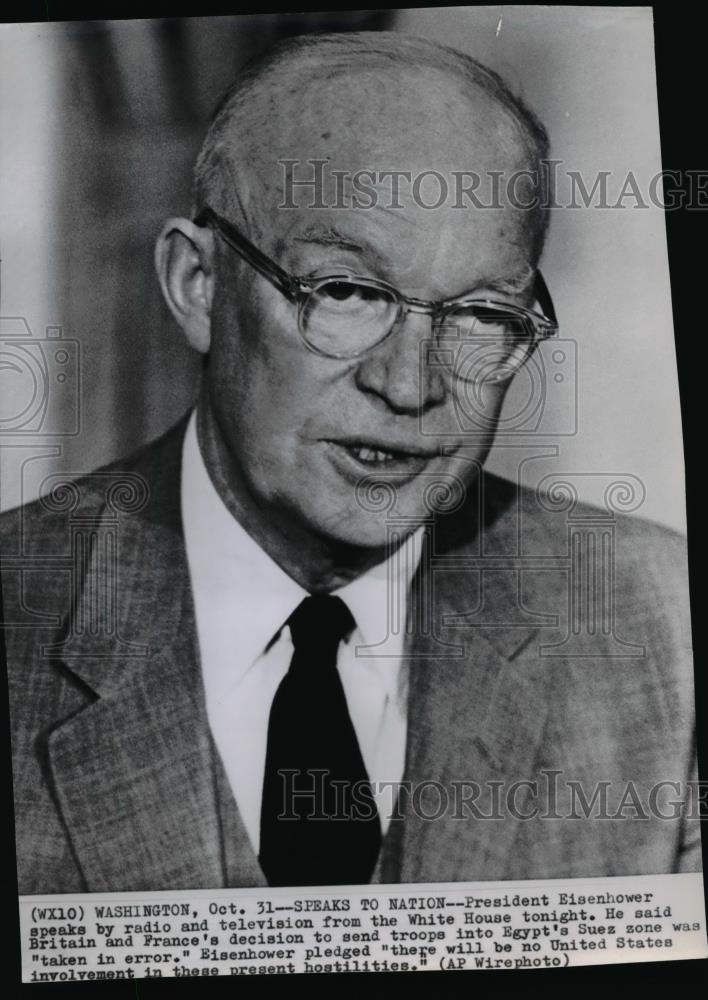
[194, 205, 558, 384]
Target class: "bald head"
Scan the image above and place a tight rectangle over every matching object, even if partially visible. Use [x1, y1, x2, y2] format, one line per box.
[192, 31, 551, 259]
[157, 31, 558, 567]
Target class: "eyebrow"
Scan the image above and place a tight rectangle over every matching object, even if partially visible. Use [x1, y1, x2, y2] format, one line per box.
[292, 226, 369, 254]
[481, 266, 536, 297]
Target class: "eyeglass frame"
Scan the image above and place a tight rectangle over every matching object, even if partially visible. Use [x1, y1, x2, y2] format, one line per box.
[193, 204, 559, 365]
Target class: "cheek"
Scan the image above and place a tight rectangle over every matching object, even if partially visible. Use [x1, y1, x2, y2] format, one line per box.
[447, 379, 510, 437]
[482, 382, 510, 419]
[208, 286, 327, 445]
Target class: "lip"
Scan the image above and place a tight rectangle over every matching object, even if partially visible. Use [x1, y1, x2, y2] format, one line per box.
[323, 437, 438, 485]
[329, 436, 439, 459]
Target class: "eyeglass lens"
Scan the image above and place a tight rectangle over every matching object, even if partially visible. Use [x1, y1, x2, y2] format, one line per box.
[300, 278, 538, 382]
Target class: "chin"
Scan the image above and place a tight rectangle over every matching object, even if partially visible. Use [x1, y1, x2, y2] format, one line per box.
[314, 501, 431, 552]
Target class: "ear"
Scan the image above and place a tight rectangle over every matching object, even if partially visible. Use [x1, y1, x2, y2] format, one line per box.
[155, 218, 215, 354]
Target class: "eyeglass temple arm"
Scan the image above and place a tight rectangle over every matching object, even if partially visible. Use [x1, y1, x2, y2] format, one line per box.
[196, 206, 558, 329]
[533, 271, 557, 327]
[194, 206, 301, 300]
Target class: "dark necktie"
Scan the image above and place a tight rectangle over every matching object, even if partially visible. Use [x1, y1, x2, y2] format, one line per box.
[258, 594, 382, 886]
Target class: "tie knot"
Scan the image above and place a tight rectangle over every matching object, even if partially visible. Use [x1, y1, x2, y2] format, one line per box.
[288, 595, 355, 652]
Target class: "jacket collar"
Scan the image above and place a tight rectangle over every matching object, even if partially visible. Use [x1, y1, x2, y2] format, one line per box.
[45, 416, 238, 890]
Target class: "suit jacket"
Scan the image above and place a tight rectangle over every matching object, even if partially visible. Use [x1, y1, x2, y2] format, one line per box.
[1, 416, 700, 893]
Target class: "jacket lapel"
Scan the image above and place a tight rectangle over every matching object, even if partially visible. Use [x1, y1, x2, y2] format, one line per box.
[47, 639, 226, 892]
[43, 421, 251, 891]
[387, 481, 556, 884]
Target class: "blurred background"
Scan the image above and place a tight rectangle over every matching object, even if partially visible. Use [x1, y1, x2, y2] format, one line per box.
[0, 7, 686, 530]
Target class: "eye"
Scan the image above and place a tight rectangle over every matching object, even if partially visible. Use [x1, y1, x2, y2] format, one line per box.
[445, 303, 531, 344]
[473, 306, 523, 332]
[302, 278, 399, 351]
[318, 280, 380, 305]
[321, 281, 357, 302]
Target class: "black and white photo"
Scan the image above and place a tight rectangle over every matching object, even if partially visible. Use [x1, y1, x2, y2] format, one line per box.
[1, 6, 705, 980]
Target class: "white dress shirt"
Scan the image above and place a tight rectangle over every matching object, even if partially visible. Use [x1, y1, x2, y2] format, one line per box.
[181, 411, 423, 852]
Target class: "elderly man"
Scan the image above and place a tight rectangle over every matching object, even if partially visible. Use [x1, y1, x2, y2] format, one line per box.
[2, 32, 699, 893]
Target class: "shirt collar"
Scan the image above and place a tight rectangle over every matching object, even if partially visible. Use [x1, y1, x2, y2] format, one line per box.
[334, 526, 423, 655]
[182, 411, 305, 683]
[181, 409, 423, 685]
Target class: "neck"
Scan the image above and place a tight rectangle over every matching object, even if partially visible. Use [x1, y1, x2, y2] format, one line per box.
[195, 401, 396, 592]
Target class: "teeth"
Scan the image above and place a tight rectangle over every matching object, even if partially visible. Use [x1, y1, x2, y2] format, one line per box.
[352, 446, 397, 464]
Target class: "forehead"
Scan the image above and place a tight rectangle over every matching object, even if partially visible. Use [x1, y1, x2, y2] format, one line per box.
[231, 64, 536, 293]
[246, 64, 529, 194]
[275, 204, 532, 300]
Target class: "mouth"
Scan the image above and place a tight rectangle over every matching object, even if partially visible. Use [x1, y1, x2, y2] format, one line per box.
[324, 437, 438, 481]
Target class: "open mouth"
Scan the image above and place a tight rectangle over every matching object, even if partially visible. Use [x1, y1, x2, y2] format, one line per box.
[325, 439, 436, 479]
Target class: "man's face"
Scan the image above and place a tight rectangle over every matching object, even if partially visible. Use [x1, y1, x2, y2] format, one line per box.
[203, 68, 536, 549]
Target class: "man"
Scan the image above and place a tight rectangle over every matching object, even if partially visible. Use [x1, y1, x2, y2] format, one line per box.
[1, 32, 699, 893]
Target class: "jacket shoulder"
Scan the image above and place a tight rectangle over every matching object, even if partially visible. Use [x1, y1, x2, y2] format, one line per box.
[0, 414, 189, 554]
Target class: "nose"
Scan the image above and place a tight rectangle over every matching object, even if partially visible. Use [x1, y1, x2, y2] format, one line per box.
[353, 308, 447, 415]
